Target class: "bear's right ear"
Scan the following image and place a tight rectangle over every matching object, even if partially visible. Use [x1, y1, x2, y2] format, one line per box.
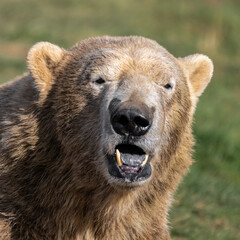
[27, 42, 65, 101]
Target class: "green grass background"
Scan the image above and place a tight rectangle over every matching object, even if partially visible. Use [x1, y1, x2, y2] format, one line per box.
[0, 0, 239, 239]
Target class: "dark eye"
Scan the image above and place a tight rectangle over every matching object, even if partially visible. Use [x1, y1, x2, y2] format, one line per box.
[95, 78, 106, 84]
[164, 83, 172, 90]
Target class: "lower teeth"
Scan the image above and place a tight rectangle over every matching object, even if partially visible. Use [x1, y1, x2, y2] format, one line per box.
[121, 165, 140, 173]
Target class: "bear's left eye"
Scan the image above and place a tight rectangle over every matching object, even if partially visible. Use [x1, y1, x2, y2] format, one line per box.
[95, 78, 106, 85]
[164, 83, 172, 90]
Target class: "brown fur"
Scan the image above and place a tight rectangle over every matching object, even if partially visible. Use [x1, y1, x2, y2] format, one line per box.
[0, 36, 213, 239]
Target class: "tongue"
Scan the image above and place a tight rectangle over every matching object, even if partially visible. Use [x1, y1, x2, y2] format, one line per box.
[120, 153, 145, 166]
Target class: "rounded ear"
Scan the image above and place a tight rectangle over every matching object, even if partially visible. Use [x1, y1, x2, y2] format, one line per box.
[27, 42, 65, 101]
[178, 54, 213, 97]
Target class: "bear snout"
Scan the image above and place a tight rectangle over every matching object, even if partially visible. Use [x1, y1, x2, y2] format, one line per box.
[111, 108, 152, 136]
[109, 98, 154, 137]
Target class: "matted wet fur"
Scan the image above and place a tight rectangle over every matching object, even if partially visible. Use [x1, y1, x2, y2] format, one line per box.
[0, 36, 213, 239]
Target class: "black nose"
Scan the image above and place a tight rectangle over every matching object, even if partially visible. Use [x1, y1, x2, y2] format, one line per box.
[111, 108, 151, 136]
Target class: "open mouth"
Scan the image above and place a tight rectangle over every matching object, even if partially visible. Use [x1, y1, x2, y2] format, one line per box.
[116, 144, 149, 173]
[107, 144, 152, 183]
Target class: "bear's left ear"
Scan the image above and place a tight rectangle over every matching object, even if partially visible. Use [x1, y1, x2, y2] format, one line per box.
[178, 54, 213, 97]
[27, 42, 65, 101]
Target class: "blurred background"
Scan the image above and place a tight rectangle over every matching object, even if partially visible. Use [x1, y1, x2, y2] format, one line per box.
[0, 0, 239, 239]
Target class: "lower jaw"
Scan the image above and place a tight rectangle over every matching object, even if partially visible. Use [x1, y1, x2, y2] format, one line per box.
[112, 175, 151, 185]
[108, 175, 152, 190]
[107, 159, 152, 186]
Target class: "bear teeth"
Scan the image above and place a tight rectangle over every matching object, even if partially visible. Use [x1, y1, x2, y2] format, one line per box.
[116, 149, 149, 167]
[116, 149, 123, 166]
[141, 154, 149, 167]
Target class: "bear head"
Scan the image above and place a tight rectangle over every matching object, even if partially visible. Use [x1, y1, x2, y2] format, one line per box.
[27, 36, 213, 188]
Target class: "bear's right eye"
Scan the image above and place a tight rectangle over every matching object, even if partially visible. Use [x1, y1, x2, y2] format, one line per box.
[95, 78, 106, 85]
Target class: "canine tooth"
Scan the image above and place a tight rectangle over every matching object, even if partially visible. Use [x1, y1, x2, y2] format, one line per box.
[141, 154, 149, 167]
[116, 149, 123, 166]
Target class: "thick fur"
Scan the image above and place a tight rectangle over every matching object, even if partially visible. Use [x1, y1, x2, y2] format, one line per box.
[0, 36, 213, 240]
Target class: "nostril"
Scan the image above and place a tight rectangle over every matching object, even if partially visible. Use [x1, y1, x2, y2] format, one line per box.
[117, 115, 129, 126]
[134, 116, 150, 128]
[113, 114, 129, 126]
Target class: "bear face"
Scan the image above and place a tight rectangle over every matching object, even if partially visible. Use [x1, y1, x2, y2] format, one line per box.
[27, 36, 213, 188]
